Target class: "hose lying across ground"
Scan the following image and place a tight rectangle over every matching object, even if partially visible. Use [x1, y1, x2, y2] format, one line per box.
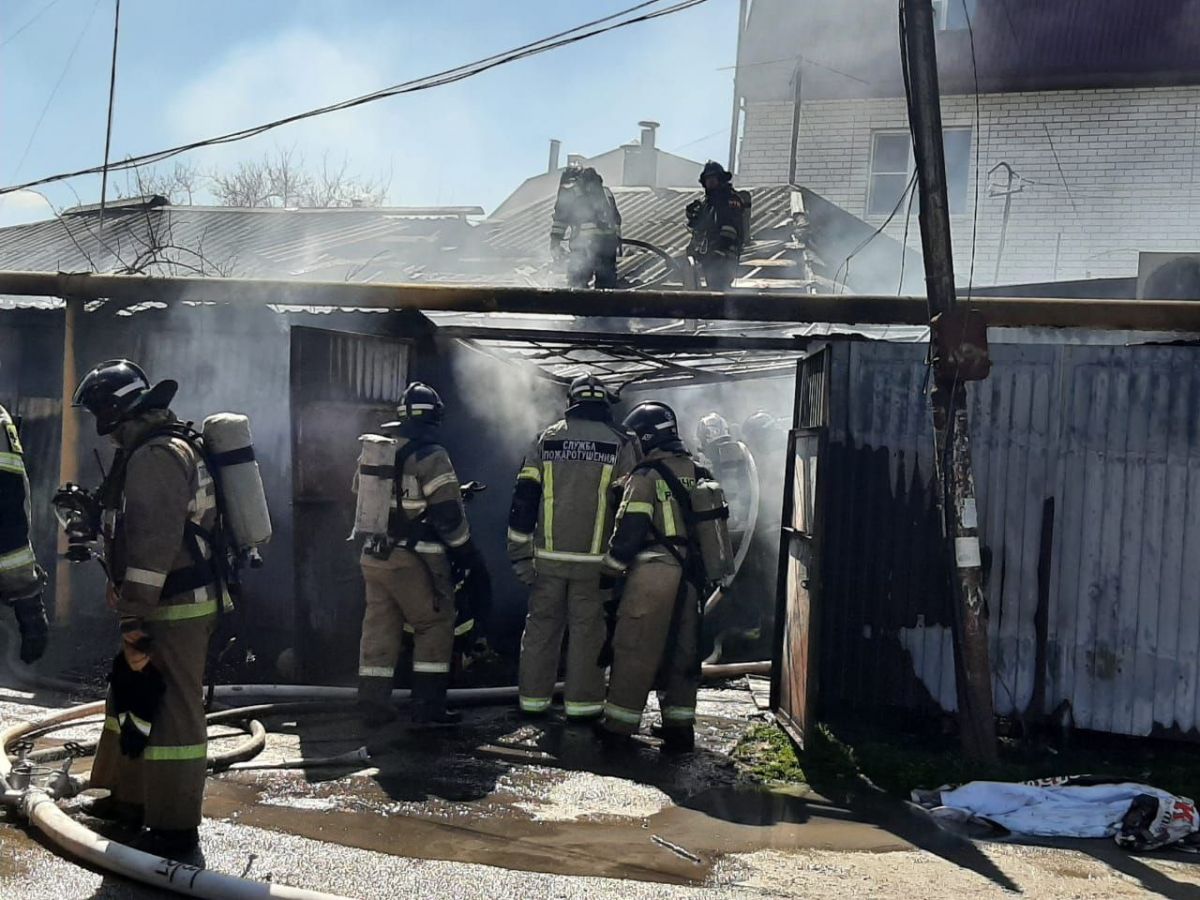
[0, 622, 771, 898]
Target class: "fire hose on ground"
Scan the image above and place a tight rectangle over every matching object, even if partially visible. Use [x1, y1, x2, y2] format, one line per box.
[0, 617, 770, 898]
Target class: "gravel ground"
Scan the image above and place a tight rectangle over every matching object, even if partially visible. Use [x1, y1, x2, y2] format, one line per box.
[4, 682, 1200, 898]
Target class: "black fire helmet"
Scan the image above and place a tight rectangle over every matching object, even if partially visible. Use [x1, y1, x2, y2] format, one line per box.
[382, 381, 445, 428]
[72, 359, 178, 436]
[567, 373, 615, 406]
[699, 160, 732, 186]
[623, 401, 680, 454]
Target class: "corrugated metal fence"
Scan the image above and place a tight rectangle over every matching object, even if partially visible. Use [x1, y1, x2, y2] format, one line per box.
[819, 340, 1200, 738]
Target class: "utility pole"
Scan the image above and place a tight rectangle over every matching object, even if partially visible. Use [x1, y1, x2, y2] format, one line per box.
[901, 0, 997, 763]
[727, 0, 749, 172]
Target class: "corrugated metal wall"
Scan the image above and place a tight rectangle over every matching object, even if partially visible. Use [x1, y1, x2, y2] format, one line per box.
[290, 326, 412, 680]
[820, 340, 1200, 738]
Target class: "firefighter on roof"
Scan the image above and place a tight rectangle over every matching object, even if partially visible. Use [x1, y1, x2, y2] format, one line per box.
[549, 166, 623, 289]
[597, 401, 733, 754]
[0, 403, 49, 667]
[685, 161, 749, 291]
[73, 359, 220, 858]
[508, 374, 640, 722]
[354, 382, 488, 727]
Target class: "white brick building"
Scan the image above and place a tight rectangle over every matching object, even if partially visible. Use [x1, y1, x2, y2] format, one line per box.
[732, 0, 1200, 287]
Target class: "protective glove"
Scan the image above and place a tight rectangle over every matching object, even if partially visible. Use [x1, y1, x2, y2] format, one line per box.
[119, 617, 152, 673]
[11, 592, 49, 664]
[511, 557, 537, 586]
[461, 565, 492, 625]
[108, 652, 165, 759]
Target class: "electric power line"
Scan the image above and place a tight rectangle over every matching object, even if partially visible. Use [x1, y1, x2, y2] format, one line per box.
[834, 169, 918, 293]
[97, 0, 121, 230]
[7, 0, 102, 185]
[0, 0, 65, 49]
[0, 0, 709, 198]
[1043, 122, 1082, 222]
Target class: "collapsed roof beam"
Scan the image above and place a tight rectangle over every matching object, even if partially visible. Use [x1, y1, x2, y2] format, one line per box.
[2, 270, 1200, 330]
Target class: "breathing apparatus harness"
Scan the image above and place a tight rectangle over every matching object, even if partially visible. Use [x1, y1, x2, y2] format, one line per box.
[54, 420, 256, 706]
[366, 433, 490, 651]
[599, 456, 719, 673]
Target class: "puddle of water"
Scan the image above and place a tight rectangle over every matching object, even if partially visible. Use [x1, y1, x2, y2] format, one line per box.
[205, 778, 710, 885]
[684, 785, 819, 826]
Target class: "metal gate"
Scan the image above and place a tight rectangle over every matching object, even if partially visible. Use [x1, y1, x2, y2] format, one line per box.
[290, 326, 410, 681]
[772, 346, 830, 747]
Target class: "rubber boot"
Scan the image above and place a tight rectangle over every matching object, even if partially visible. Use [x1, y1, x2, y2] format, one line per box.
[411, 672, 461, 726]
[79, 795, 144, 826]
[357, 676, 398, 728]
[658, 725, 695, 755]
[593, 720, 635, 753]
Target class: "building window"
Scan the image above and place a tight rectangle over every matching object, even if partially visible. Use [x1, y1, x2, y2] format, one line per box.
[867, 127, 972, 216]
[932, 0, 977, 31]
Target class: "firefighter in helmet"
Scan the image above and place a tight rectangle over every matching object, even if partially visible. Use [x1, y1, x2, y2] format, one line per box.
[694, 412, 752, 536]
[685, 161, 748, 291]
[355, 382, 488, 726]
[0, 403, 49, 667]
[73, 359, 219, 858]
[598, 402, 720, 754]
[550, 166, 622, 289]
[508, 374, 640, 722]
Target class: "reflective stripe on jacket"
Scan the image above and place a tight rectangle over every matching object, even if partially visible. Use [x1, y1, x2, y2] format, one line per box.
[603, 448, 705, 572]
[110, 427, 221, 621]
[0, 404, 38, 598]
[383, 437, 470, 554]
[508, 410, 640, 574]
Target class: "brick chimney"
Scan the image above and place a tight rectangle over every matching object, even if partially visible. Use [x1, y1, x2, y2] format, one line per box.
[547, 139, 561, 173]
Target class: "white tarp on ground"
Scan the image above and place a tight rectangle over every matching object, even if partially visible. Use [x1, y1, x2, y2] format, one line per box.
[915, 777, 1200, 851]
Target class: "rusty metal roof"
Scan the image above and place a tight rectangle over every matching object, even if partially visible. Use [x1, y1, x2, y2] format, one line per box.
[0, 202, 485, 286]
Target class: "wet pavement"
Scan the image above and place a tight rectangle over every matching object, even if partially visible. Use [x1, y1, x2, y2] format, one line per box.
[6, 680, 1200, 898]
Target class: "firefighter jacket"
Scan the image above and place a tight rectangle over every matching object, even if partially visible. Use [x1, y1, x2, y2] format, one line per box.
[602, 443, 710, 574]
[550, 181, 622, 250]
[376, 426, 472, 559]
[103, 410, 223, 627]
[685, 184, 747, 260]
[0, 404, 39, 599]
[508, 404, 640, 576]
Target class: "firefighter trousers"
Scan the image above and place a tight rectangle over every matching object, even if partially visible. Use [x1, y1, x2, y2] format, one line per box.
[518, 571, 607, 718]
[567, 243, 618, 289]
[358, 548, 456, 705]
[91, 612, 215, 831]
[698, 255, 737, 291]
[602, 558, 700, 735]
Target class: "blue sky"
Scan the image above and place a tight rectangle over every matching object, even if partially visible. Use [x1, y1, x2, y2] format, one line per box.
[0, 0, 737, 225]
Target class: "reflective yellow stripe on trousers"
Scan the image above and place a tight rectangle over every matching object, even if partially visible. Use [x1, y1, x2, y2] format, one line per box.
[144, 743, 208, 762]
[542, 462, 555, 552]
